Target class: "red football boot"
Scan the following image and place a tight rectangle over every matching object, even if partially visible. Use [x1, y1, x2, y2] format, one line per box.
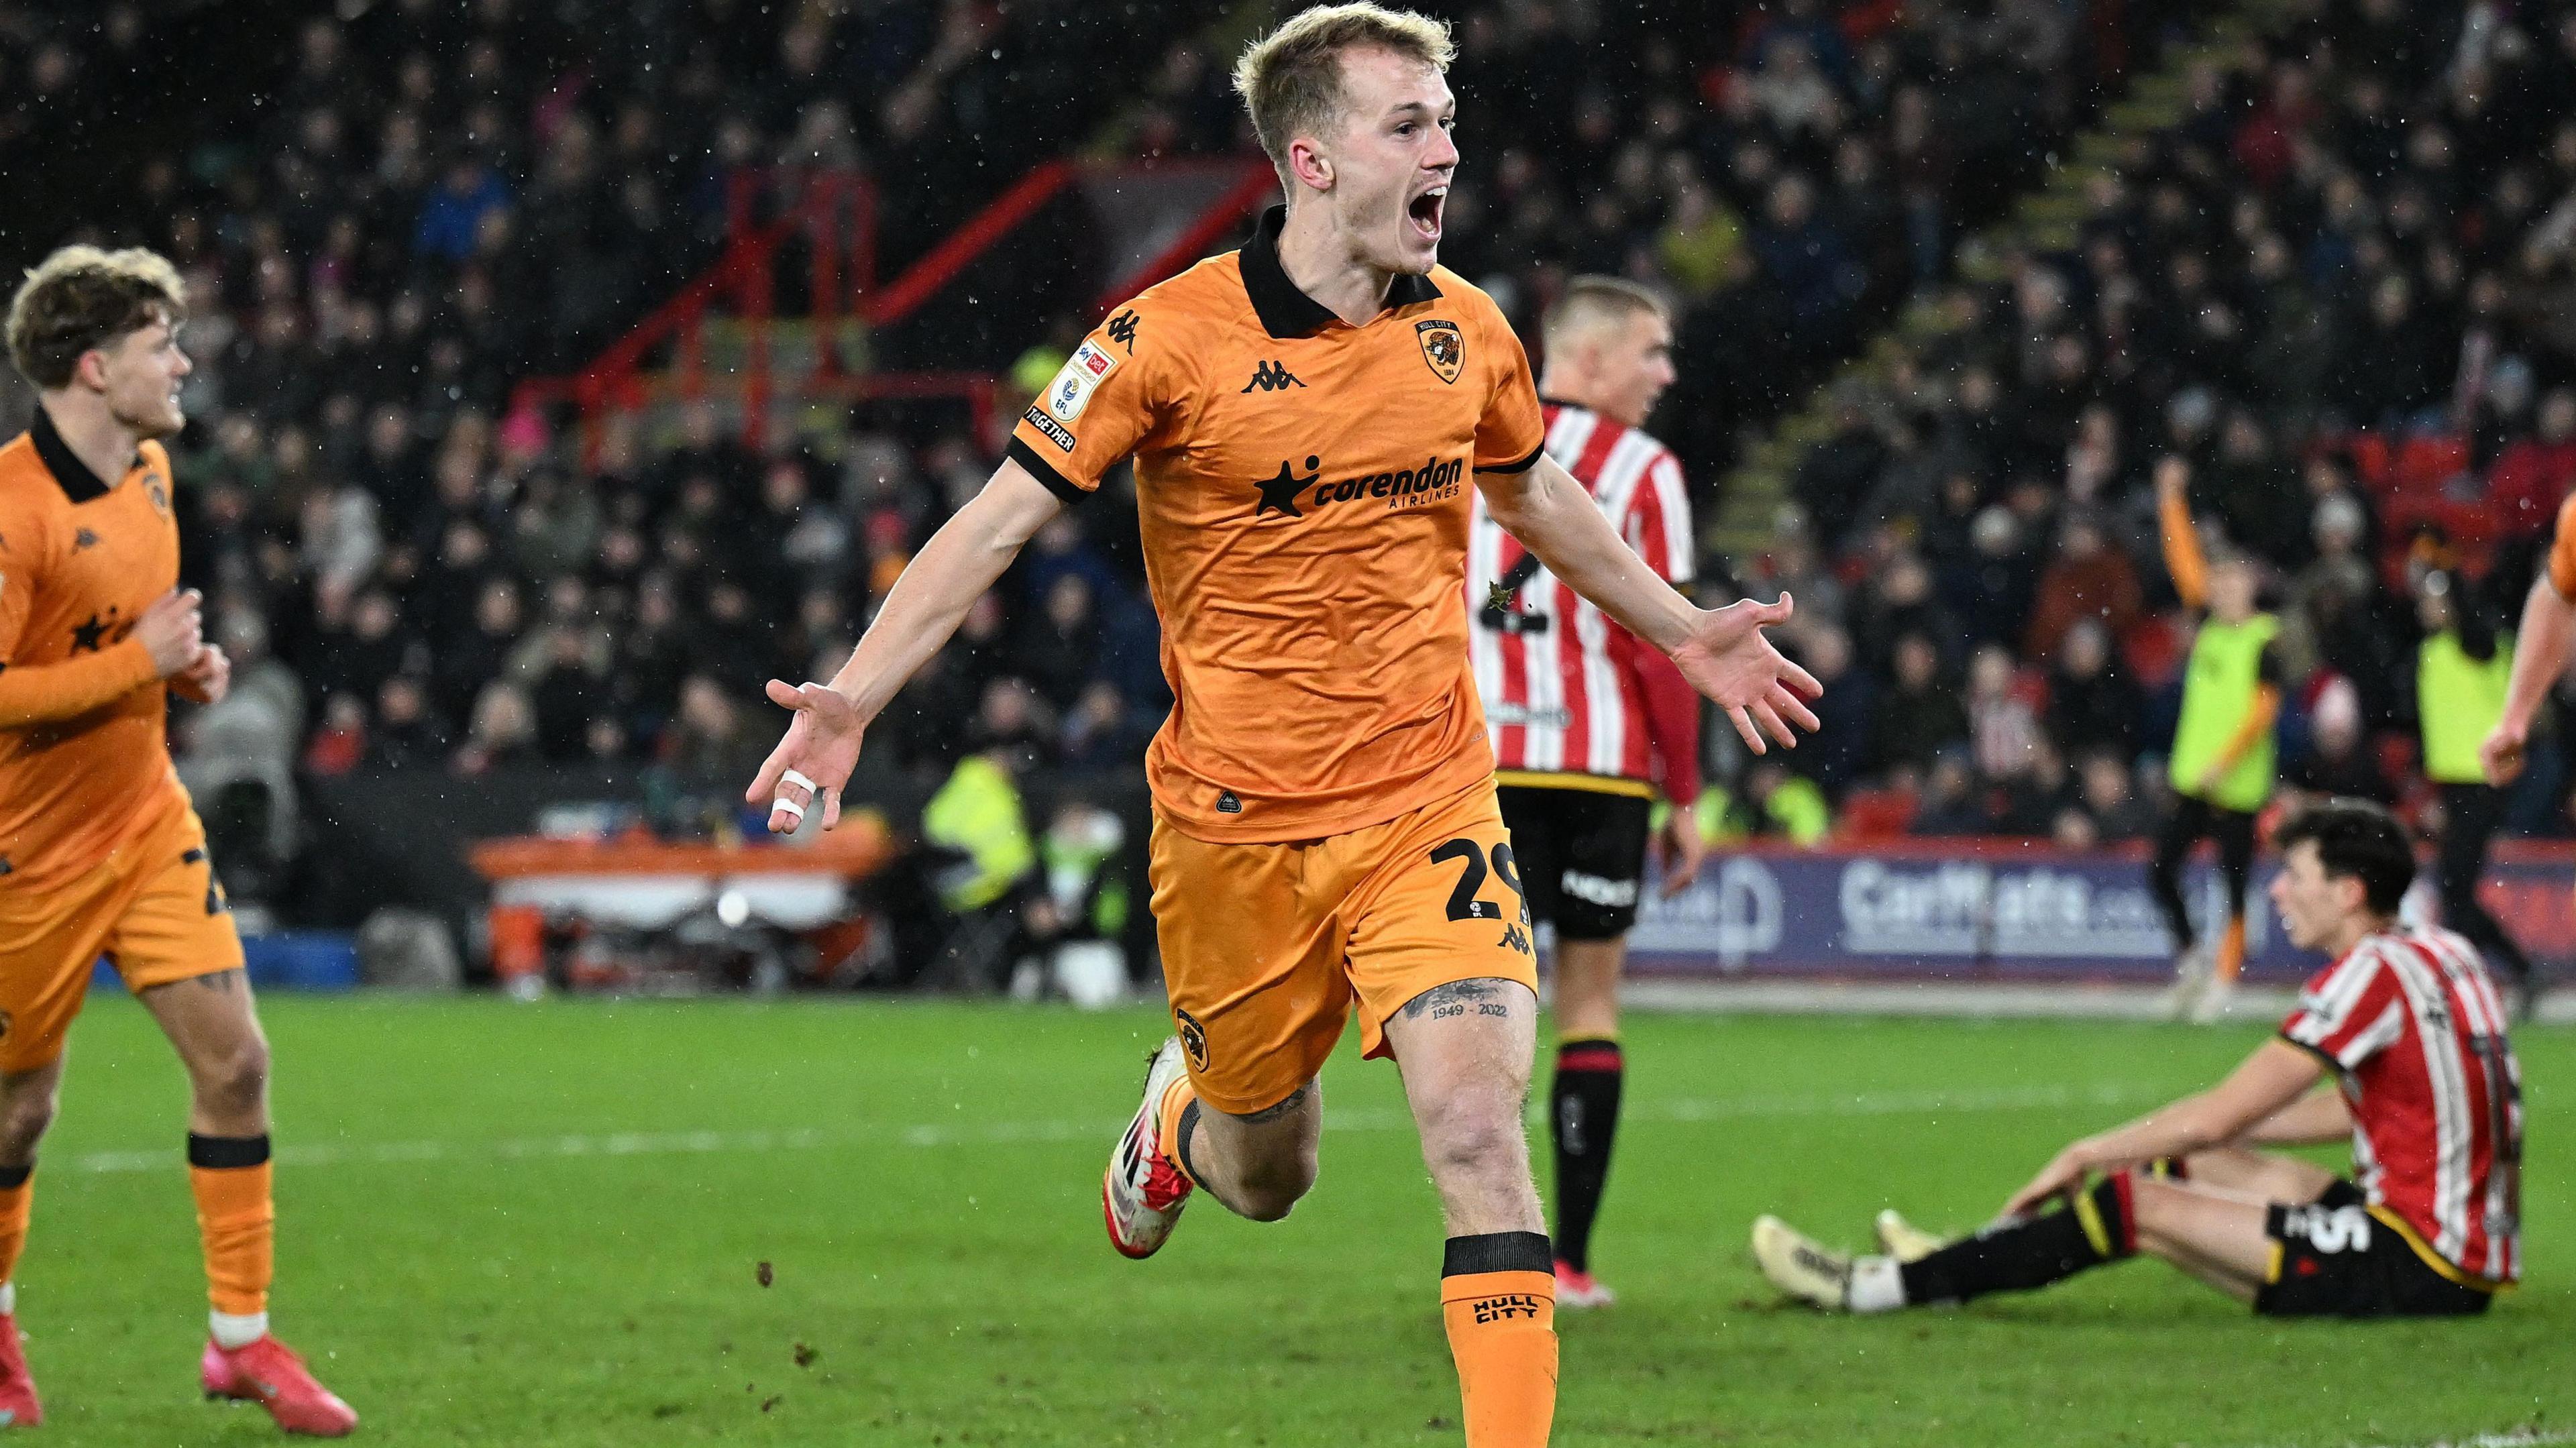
[1102, 1037, 1196, 1259]
[201, 1334, 357, 1437]
[0, 1313, 40, 1428]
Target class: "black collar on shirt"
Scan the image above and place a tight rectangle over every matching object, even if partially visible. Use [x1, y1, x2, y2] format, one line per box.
[28, 404, 124, 504]
[1239, 204, 1442, 339]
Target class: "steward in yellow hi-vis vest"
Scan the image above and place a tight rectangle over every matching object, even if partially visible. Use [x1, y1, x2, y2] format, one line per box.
[2414, 569, 2533, 999]
[2149, 457, 2282, 1019]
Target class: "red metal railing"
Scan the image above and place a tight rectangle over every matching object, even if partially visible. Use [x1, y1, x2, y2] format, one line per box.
[512, 156, 1276, 463]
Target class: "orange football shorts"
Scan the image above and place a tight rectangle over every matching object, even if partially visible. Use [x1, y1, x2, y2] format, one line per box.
[1148, 777, 1540, 1115]
[0, 807, 245, 1074]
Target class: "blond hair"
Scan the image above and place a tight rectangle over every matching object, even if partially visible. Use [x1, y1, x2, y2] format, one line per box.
[1233, 3, 1455, 172]
[5, 245, 188, 390]
[1542, 276, 1671, 353]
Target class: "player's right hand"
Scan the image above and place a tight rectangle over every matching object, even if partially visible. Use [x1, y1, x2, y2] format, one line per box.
[134, 588, 204, 677]
[747, 679, 866, 834]
[2481, 720, 2528, 787]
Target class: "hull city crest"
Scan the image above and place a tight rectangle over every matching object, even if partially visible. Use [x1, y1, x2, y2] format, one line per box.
[1416, 319, 1464, 384]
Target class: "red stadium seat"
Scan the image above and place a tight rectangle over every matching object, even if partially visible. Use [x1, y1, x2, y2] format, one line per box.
[1835, 789, 1918, 841]
[2392, 434, 2469, 496]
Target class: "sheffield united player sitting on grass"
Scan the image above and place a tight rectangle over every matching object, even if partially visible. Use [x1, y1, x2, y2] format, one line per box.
[1754, 797, 2520, 1321]
[1465, 276, 1701, 1311]
[0, 247, 354, 1434]
[746, 7, 1819, 1443]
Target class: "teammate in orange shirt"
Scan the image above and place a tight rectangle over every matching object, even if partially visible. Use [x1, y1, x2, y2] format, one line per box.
[0, 247, 354, 1435]
[748, 7, 1818, 1443]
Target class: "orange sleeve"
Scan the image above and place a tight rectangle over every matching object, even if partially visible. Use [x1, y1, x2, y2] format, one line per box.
[1006, 296, 1185, 503]
[2549, 494, 2576, 602]
[0, 638, 159, 728]
[1471, 301, 1546, 474]
[2159, 485, 2208, 611]
[2208, 683, 2281, 774]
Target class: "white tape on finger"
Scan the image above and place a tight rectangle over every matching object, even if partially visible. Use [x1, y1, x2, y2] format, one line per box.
[780, 769, 818, 793]
[771, 795, 806, 821]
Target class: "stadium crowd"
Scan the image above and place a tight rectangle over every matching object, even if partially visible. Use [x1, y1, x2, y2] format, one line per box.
[13, 0, 2576, 881]
[1731, 0, 2576, 844]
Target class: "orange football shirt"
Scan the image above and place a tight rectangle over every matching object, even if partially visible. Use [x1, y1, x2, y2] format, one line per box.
[1008, 206, 1546, 842]
[0, 408, 189, 885]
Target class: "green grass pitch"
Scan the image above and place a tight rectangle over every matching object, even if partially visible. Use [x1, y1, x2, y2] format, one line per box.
[25, 993, 2572, 1445]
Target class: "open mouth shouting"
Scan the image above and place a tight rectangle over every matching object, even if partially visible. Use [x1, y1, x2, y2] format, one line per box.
[1407, 184, 1447, 243]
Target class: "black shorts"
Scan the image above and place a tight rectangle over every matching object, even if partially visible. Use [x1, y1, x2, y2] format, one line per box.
[1495, 785, 1654, 942]
[2255, 1180, 2497, 1319]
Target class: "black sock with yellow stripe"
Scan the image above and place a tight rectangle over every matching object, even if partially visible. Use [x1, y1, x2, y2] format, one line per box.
[1897, 1174, 2135, 1306]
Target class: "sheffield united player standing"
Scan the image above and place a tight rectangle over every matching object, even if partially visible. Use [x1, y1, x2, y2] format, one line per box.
[747, 7, 1819, 1443]
[0, 247, 354, 1433]
[1465, 277, 1701, 1309]
[1755, 799, 2520, 1321]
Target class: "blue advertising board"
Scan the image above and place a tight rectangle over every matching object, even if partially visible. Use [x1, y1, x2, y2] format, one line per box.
[1627, 842, 2576, 983]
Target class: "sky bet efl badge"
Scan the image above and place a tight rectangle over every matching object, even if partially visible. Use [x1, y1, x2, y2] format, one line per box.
[1044, 339, 1120, 425]
[1415, 319, 1464, 384]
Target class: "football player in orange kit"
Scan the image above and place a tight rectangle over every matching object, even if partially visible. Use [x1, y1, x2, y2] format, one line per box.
[748, 7, 1819, 1443]
[0, 246, 354, 1435]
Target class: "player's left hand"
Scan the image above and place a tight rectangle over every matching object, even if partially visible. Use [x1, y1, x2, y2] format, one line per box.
[2002, 1143, 2096, 1220]
[747, 679, 866, 834]
[1669, 594, 1822, 755]
[172, 644, 231, 706]
[1654, 805, 1706, 898]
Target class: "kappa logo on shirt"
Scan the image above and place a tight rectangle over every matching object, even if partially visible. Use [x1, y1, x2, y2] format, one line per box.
[1240, 359, 1304, 393]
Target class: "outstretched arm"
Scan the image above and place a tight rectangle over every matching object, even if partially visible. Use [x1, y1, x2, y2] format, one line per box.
[2002, 1038, 2322, 1217]
[2484, 568, 2576, 785]
[2155, 456, 2208, 612]
[1477, 454, 1820, 753]
[747, 461, 1064, 832]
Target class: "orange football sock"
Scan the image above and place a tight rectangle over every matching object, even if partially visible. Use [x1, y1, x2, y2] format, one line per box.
[0, 1165, 32, 1293]
[187, 1136, 274, 1318]
[1154, 1075, 1200, 1187]
[1440, 1233, 1558, 1447]
[2215, 916, 2247, 984]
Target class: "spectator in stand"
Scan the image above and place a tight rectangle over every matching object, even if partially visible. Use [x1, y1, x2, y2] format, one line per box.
[1869, 632, 1970, 780]
[1966, 646, 2041, 782]
[1787, 623, 1873, 798]
[2024, 513, 2144, 662]
[2047, 619, 2147, 761]
[2073, 750, 2158, 842]
[2284, 677, 2395, 804]
[1911, 753, 1990, 836]
[2489, 387, 2576, 535]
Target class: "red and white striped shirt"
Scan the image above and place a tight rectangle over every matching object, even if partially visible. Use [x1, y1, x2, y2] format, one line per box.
[2279, 926, 2523, 1286]
[1467, 402, 1695, 794]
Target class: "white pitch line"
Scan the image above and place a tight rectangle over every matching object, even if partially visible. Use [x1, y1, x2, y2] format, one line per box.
[2256, 1422, 2576, 1432]
[60, 1080, 2166, 1176]
[2254, 1433, 2576, 1448]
